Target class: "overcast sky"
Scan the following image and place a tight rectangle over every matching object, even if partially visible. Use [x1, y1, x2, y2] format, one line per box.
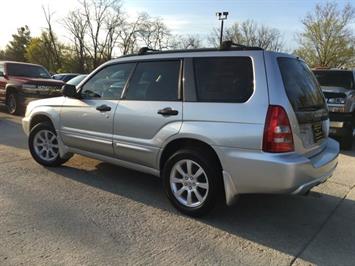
[0, 0, 352, 51]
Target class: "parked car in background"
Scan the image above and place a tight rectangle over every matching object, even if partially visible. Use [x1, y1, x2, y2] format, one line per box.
[66, 74, 88, 86]
[0, 61, 64, 115]
[313, 68, 355, 149]
[22, 43, 339, 216]
[52, 73, 80, 82]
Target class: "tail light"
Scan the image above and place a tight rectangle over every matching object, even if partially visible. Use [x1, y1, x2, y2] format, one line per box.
[263, 105, 294, 153]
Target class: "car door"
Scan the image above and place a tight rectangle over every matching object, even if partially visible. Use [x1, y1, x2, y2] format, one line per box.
[113, 60, 183, 168]
[60, 63, 135, 156]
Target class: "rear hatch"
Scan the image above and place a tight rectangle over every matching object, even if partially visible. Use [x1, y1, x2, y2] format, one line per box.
[277, 57, 328, 155]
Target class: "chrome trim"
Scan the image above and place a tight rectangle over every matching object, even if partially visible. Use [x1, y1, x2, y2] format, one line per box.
[115, 142, 152, 152]
[62, 132, 112, 145]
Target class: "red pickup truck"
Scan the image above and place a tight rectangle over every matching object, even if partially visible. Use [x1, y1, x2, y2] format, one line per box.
[0, 61, 64, 115]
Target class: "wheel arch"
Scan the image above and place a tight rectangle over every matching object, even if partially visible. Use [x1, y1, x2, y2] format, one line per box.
[29, 113, 56, 131]
[159, 137, 223, 173]
[5, 84, 20, 99]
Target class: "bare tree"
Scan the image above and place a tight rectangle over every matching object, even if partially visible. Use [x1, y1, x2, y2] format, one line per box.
[80, 0, 122, 68]
[295, 2, 355, 68]
[116, 13, 146, 55]
[208, 20, 284, 51]
[171, 34, 203, 49]
[42, 6, 62, 69]
[64, 10, 89, 72]
[139, 13, 171, 50]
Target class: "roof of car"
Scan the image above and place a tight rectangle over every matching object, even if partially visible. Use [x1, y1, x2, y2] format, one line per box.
[0, 61, 44, 67]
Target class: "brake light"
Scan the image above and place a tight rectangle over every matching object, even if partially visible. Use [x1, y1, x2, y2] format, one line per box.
[263, 105, 294, 153]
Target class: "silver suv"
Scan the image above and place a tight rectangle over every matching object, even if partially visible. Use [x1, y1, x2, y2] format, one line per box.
[22, 44, 339, 216]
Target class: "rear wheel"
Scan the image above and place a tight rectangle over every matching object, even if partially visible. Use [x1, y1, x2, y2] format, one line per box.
[162, 148, 223, 217]
[6, 93, 19, 115]
[29, 122, 70, 167]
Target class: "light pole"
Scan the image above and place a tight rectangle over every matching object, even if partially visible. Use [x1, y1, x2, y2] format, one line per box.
[216, 11, 229, 46]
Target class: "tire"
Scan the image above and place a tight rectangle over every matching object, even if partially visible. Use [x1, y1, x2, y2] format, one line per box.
[29, 122, 70, 167]
[162, 148, 223, 217]
[341, 126, 353, 150]
[6, 93, 20, 115]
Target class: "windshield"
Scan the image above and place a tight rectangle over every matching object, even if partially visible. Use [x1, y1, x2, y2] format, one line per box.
[67, 75, 87, 86]
[278, 57, 326, 111]
[313, 70, 354, 90]
[7, 63, 51, 79]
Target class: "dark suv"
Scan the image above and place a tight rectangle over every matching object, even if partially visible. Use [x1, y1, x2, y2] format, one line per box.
[0, 61, 64, 115]
[313, 69, 355, 149]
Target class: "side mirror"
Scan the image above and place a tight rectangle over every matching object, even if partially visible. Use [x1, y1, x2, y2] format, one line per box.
[61, 84, 78, 98]
[0, 71, 4, 77]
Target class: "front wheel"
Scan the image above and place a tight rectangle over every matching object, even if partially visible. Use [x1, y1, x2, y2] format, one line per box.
[29, 122, 70, 167]
[162, 149, 223, 217]
[6, 93, 20, 115]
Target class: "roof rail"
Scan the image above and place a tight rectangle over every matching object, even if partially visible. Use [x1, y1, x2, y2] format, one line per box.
[138, 47, 160, 55]
[117, 41, 264, 59]
[219, 40, 263, 51]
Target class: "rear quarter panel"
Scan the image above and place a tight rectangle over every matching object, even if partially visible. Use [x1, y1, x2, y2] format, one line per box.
[181, 51, 269, 150]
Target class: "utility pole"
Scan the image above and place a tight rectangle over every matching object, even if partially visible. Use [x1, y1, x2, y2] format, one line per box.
[216, 12, 229, 47]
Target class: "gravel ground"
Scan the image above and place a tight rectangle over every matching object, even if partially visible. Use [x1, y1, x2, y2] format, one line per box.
[0, 109, 354, 266]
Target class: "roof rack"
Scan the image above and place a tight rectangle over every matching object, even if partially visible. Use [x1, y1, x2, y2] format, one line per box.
[219, 40, 263, 51]
[119, 40, 263, 58]
[138, 47, 160, 55]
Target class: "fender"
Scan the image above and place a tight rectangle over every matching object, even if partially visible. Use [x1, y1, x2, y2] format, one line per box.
[27, 103, 70, 157]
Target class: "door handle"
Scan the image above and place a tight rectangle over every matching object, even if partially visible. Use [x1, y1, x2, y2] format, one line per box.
[157, 107, 179, 116]
[96, 104, 111, 112]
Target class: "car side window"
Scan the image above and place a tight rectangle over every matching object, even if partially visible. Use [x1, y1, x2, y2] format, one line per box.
[193, 57, 254, 103]
[81, 63, 134, 100]
[0, 64, 4, 75]
[124, 61, 180, 101]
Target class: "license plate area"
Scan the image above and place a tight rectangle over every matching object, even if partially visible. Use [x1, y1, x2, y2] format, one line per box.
[312, 122, 324, 143]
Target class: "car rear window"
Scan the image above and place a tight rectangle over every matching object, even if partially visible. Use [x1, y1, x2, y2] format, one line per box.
[6, 63, 51, 79]
[193, 57, 254, 103]
[313, 70, 354, 90]
[278, 57, 325, 111]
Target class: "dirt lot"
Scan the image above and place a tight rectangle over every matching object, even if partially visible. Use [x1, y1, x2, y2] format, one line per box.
[0, 109, 354, 265]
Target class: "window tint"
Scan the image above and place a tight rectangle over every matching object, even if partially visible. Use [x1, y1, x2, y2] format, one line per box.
[81, 63, 134, 100]
[125, 61, 180, 101]
[313, 70, 354, 90]
[278, 58, 325, 111]
[193, 57, 254, 103]
[7, 63, 51, 79]
[0, 64, 4, 74]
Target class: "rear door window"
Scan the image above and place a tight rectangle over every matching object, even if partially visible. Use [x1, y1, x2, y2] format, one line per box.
[124, 61, 181, 101]
[278, 57, 325, 111]
[193, 57, 254, 103]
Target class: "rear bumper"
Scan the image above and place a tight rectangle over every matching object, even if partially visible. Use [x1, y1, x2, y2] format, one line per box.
[215, 138, 339, 205]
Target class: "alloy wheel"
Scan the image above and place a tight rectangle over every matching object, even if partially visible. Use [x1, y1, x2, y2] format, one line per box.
[170, 159, 209, 208]
[33, 129, 59, 162]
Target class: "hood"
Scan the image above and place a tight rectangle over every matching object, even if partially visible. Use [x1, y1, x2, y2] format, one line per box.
[321, 86, 351, 96]
[8, 76, 65, 86]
